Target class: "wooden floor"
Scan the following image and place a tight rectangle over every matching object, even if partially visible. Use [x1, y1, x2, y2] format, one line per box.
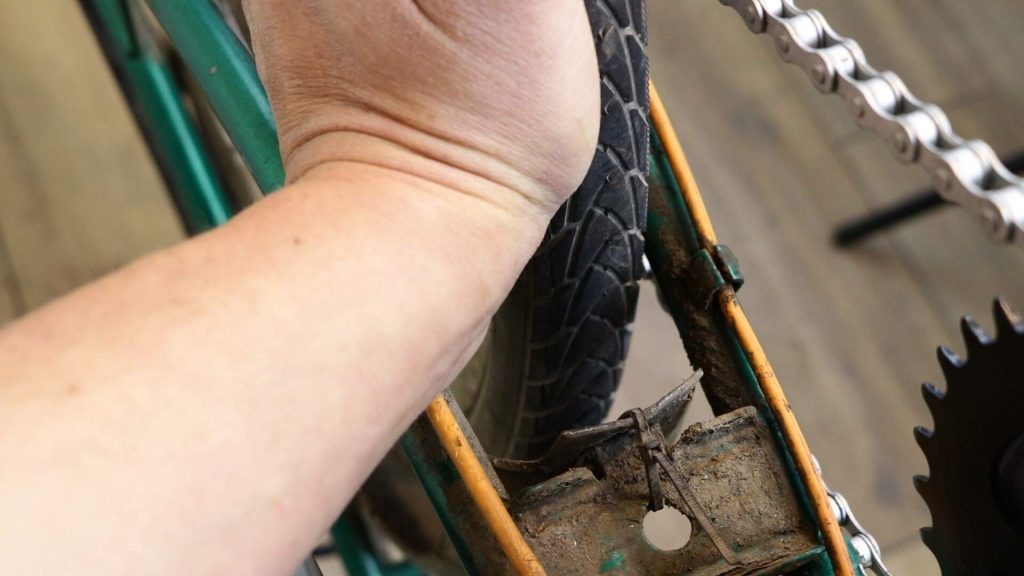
[5, 1, 1024, 573]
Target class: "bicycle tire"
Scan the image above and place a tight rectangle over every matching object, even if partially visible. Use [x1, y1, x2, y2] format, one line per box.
[457, 0, 650, 460]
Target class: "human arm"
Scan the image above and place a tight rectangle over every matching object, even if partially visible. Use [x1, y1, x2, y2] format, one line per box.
[0, 2, 599, 575]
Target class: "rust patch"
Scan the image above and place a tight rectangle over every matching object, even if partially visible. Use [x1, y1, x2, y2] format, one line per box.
[647, 183, 752, 415]
[512, 406, 819, 575]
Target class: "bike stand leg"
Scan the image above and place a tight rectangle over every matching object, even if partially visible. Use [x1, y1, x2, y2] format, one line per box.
[833, 190, 946, 247]
[833, 152, 1024, 247]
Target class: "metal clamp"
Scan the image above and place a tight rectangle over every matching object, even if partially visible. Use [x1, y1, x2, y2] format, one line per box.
[627, 409, 740, 565]
[688, 244, 744, 309]
[629, 408, 668, 512]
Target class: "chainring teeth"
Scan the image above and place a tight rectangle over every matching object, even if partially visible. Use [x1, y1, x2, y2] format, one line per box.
[994, 296, 1024, 341]
[936, 345, 964, 380]
[915, 469, 936, 505]
[913, 425, 933, 450]
[960, 315, 994, 355]
[915, 297, 1024, 574]
[937, 298, 1023, 377]
[920, 382, 944, 417]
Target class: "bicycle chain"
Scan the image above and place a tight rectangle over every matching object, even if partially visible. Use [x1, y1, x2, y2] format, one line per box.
[809, 457, 891, 575]
[720, 0, 1024, 246]
[827, 488, 892, 575]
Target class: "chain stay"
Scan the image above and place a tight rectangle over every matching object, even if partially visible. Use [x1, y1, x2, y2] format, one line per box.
[721, 0, 1024, 245]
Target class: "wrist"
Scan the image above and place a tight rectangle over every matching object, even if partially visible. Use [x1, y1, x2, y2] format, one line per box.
[287, 153, 551, 302]
[280, 114, 562, 227]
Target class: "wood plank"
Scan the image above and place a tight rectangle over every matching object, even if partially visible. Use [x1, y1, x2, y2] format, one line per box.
[0, 105, 33, 324]
[883, 537, 939, 576]
[0, 233, 21, 324]
[0, 117, 23, 325]
[0, 0, 183, 313]
[935, 0, 1024, 102]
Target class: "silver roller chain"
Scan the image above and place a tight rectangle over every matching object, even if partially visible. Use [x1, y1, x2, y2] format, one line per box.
[720, 0, 1024, 246]
[811, 457, 892, 575]
[828, 489, 892, 576]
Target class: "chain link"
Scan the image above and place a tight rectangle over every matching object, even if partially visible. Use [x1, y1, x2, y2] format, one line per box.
[828, 489, 892, 576]
[719, 0, 1024, 246]
[810, 457, 891, 575]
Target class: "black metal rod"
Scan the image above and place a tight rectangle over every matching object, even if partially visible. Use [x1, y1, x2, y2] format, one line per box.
[834, 153, 1024, 247]
[833, 190, 946, 246]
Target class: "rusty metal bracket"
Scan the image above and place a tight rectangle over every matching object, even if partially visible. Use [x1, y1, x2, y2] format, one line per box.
[627, 408, 740, 565]
[493, 376, 822, 575]
[492, 372, 699, 492]
[628, 408, 668, 512]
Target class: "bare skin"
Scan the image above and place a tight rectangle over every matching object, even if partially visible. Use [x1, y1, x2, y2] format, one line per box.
[0, 2, 599, 575]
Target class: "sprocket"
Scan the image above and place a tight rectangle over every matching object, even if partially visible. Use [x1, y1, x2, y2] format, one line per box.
[915, 298, 1024, 575]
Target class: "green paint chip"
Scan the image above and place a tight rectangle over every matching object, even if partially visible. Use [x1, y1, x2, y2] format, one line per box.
[599, 550, 625, 573]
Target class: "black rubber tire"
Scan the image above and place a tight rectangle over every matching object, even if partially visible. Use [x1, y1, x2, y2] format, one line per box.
[521, 0, 649, 451]
[359, 3, 650, 567]
[462, 0, 650, 460]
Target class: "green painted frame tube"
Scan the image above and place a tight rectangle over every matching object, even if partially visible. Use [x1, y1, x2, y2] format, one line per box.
[81, 0, 231, 233]
[145, 0, 285, 193]
[331, 514, 422, 576]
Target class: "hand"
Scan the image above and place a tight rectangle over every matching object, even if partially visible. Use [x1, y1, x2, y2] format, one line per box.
[243, 1, 600, 222]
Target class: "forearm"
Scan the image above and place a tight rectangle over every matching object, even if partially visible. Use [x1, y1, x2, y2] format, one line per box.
[0, 163, 544, 575]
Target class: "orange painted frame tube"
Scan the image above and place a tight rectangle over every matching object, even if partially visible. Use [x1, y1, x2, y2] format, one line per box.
[649, 82, 856, 576]
[425, 396, 547, 575]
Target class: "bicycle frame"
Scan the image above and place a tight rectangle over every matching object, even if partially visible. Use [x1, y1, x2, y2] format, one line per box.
[79, 1, 868, 574]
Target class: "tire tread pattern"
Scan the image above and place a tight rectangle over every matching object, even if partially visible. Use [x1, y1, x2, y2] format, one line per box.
[511, 0, 650, 457]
